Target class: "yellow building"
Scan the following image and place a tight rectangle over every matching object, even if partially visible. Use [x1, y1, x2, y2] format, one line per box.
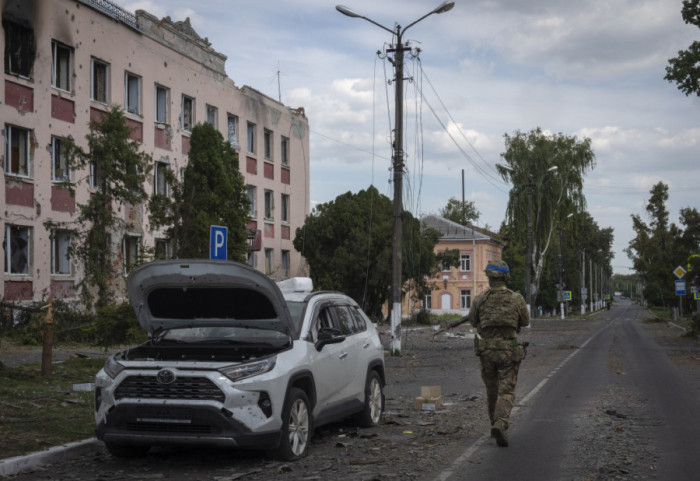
[411, 215, 505, 315]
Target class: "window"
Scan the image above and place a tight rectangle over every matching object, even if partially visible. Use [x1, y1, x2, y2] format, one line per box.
[281, 250, 290, 278]
[91, 58, 109, 103]
[206, 105, 217, 127]
[247, 122, 256, 154]
[125, 72, 141, 114]
[4, 125, 31, 177]
[264, 189, 274, 220]
[247, 250, 256, 268]
[264, 129, 273, 160]
[281, 194, 290, 223]
[281, 136, 290, 166]
[51, 229, 71, 275]
[423, 293, 432, 310]
[460, 289, 471, 309]
[89, 161, 101, 188]
[154, 239, 170, 260]
[155, 85, 169, 124]
[441, 259, 452, 272]
[227, 114, 239, 148]
[247, 185, 256, 217]
[350, 307, 368, 332]
[334, 306, 356, 335]
[122, 234, 141, 274]
[460, 254, 471, 272]
[264, 248, 273, 275]
[51, 40, 72, 91]
[3, 20, 34, 77]
[181, 95, 194, 131]
[4, 225, 31, 274]
[51, 136, 70, 182]
[154, 161, 169, 196]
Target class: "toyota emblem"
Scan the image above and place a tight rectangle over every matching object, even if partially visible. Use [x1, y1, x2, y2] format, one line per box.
[156, 369, 176, 385]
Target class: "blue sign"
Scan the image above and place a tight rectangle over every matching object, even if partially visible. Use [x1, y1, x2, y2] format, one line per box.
[210, 225, 227, 260]
[675, 280, 686, 296]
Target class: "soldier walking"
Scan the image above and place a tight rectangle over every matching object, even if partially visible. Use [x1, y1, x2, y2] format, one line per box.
[466, 259, 529, 447]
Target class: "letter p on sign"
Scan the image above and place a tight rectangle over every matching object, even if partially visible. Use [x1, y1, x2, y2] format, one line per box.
[210, 225, 227, 260]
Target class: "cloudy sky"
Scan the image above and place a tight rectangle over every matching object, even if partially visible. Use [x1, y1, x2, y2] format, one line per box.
[115, 0, 699, 274]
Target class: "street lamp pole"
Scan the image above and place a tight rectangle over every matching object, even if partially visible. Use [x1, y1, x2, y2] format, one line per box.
[337, 2, 454, 355]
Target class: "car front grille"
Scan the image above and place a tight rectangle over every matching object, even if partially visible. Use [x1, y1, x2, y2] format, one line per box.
[125, 422, 214, 434]
[115, 375, 225, 402]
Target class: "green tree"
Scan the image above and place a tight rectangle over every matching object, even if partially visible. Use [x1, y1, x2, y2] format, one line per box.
[67, 107, 152, 308]
[497, 127, 596, 308]
[150, 123, 250, 261]
[293, 186, 442, 319]
[665, 0, 700, 96]
[439, 197, 480, 226]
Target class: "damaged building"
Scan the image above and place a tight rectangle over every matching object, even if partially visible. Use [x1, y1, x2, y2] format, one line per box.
[1, 0, 310, 303]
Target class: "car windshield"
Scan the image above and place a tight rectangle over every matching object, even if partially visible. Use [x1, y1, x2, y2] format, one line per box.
[286, 301, 307, 337]
[159, 326, 289, 346]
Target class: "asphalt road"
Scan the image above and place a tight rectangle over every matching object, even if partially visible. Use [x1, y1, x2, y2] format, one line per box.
[438, 299, 700, 480]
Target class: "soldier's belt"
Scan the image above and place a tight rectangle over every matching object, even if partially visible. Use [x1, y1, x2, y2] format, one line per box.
[480, 338, 518, 350]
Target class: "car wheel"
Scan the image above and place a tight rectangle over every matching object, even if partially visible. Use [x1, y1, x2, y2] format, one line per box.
[354, 370, 384, 427]
[104, 442, 150, 458]
[272, 387, 312, 461]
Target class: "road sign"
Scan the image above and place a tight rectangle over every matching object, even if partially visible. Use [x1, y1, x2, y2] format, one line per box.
[675, 280, 686, 296]
[210, 225, 227, 260]
[564, 291, 572, 301]
[673, 265, 686, 279]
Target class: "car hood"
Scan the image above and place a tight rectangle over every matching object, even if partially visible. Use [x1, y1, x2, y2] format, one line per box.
[127, 260, 294, 336]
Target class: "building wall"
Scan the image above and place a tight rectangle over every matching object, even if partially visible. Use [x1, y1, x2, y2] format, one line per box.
[0, 0, 310, 303]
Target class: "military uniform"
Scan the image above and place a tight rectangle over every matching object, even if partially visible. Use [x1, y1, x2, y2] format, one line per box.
[467, 259, 529, 447]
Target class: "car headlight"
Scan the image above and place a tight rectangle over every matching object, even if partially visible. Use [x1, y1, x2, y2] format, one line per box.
[103, 356, 125, 379]
[219, 356, 276, 382]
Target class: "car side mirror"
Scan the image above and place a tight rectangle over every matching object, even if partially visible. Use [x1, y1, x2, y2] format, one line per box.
[315, 327, 345, 351]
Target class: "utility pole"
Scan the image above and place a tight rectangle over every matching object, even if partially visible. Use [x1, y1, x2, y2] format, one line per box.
[526, 184, 533, 318]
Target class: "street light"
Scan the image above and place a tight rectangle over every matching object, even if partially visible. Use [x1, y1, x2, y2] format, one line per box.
[337, 2, 454, 355]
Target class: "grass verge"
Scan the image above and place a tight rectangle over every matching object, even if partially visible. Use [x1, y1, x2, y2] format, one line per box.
[0, 357, 104, 459]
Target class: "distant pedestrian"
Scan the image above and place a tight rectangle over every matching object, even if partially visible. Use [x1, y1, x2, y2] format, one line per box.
[466, 259, 529, 447]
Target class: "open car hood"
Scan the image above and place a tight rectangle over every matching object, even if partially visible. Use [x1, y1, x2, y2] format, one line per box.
[127, 260, 294, 336]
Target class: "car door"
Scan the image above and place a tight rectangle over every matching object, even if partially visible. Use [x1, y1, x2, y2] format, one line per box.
[329, 303, 365, 402]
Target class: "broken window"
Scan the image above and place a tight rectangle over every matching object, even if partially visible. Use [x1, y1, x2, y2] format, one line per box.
[247, 250, 256, 268]
[51, 136, 70, 182]
[3, 19, 34, 78]
[247, 185, 257, 217]
[4, 124, 31, 177]
[264, 248, 274, 276]
[281, 250, 290, 279]
[227, 114, 239, 148]
[206, 104, 217, 127]
[181, 95, 194, 131]
[281, 193, 290, 223]
[91, 58, 109, 103]
[155, 85, 168, 124]
[247, 122, 256, 154]
[281, 136, 290, 166]
[51, 229, 71, 275]
[4, 224, 31, 274]
[125, 72, 141, 114]
[264, 189, 274, 220]
[123, 234, 141, 274]
[51, 40, 72, 91]
[154, 238, 170, 260]
[154, 161, 169, 196]
[264, 129, 273, 160]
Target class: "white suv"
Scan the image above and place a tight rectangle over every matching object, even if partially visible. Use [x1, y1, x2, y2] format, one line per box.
[94, 260, 385, 461]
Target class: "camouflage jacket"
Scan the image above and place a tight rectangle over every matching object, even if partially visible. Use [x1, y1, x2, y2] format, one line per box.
[468, 285, 529, 340]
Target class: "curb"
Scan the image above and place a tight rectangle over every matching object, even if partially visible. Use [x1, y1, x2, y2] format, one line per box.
[0, 438, 103, 478]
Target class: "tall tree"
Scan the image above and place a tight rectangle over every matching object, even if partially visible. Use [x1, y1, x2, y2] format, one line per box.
[439, 197, 480, 226]
[293, 186, 442, 319]
[67, 107, 152, 308]
[150, 123, 250, 261]
[497, 127, 596, 307]
[665, 0, 700, 96]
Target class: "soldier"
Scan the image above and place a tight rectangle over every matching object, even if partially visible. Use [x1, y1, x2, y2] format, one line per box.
[467, 259, 529, 447]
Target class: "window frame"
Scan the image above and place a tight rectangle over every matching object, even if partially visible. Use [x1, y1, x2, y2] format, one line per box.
[122, 234, 141, 275]
[423, 293, 432, 310]
[181, 94, 194, 132]
[154, 161, 169, 196]
[281, 250, 290, 278]
[4, 224, 31, 275]
[154, 238, 171, 261]
[460, 254, 471, 272]
[51, 229, 72, 276]
[281, 193, 290, 223]
[51, 40, 72, 92]
[247, 185, 257, 217]
[281, 136, 290, 166]
[247, 122, 256, 154]
[263, 128, 273, 161]
[155, 84, 169, 124]
[4, 125, 31, 178]
[264, 248, 274, 275]
[125, 71, 141, 115]
[90, 57, 109, 104]
[460, 289, 471, 309]
[264, 189, 274, 220]
[227, 114, 239, 148]
[4, 20, 34, 78]
[51, 136, 70, 182]
[206, 104, 218, 128]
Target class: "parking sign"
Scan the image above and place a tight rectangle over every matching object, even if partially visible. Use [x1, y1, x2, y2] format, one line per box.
[210, 225, 227, 260]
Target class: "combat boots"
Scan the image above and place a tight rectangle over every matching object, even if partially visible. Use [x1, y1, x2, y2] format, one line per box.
[491, 420, 509, 447]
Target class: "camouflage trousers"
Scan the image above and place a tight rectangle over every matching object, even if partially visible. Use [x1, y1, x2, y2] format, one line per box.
[479, 348, 521, 429]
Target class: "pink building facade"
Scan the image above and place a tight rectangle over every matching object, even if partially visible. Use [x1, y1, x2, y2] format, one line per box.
[1, 0, 310, 303]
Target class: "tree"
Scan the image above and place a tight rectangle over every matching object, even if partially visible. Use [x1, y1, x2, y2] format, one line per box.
[293, 186, 443, 319]
[439, 197, 480, 226]
[497, 127, 596, 308]
[665, 0, 700, 96]
[67, 107, 152, 308]
[150, 123, 250, 261]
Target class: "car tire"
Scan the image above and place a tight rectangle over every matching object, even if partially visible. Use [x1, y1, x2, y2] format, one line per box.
[354, 370, 384, 427]
[104, 442, 150, 458]
[271, 387, 312, 461]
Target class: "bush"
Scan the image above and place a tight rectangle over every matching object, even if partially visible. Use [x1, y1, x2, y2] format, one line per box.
[685, 313, 700, 338]
[413, 309, 433, 325]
